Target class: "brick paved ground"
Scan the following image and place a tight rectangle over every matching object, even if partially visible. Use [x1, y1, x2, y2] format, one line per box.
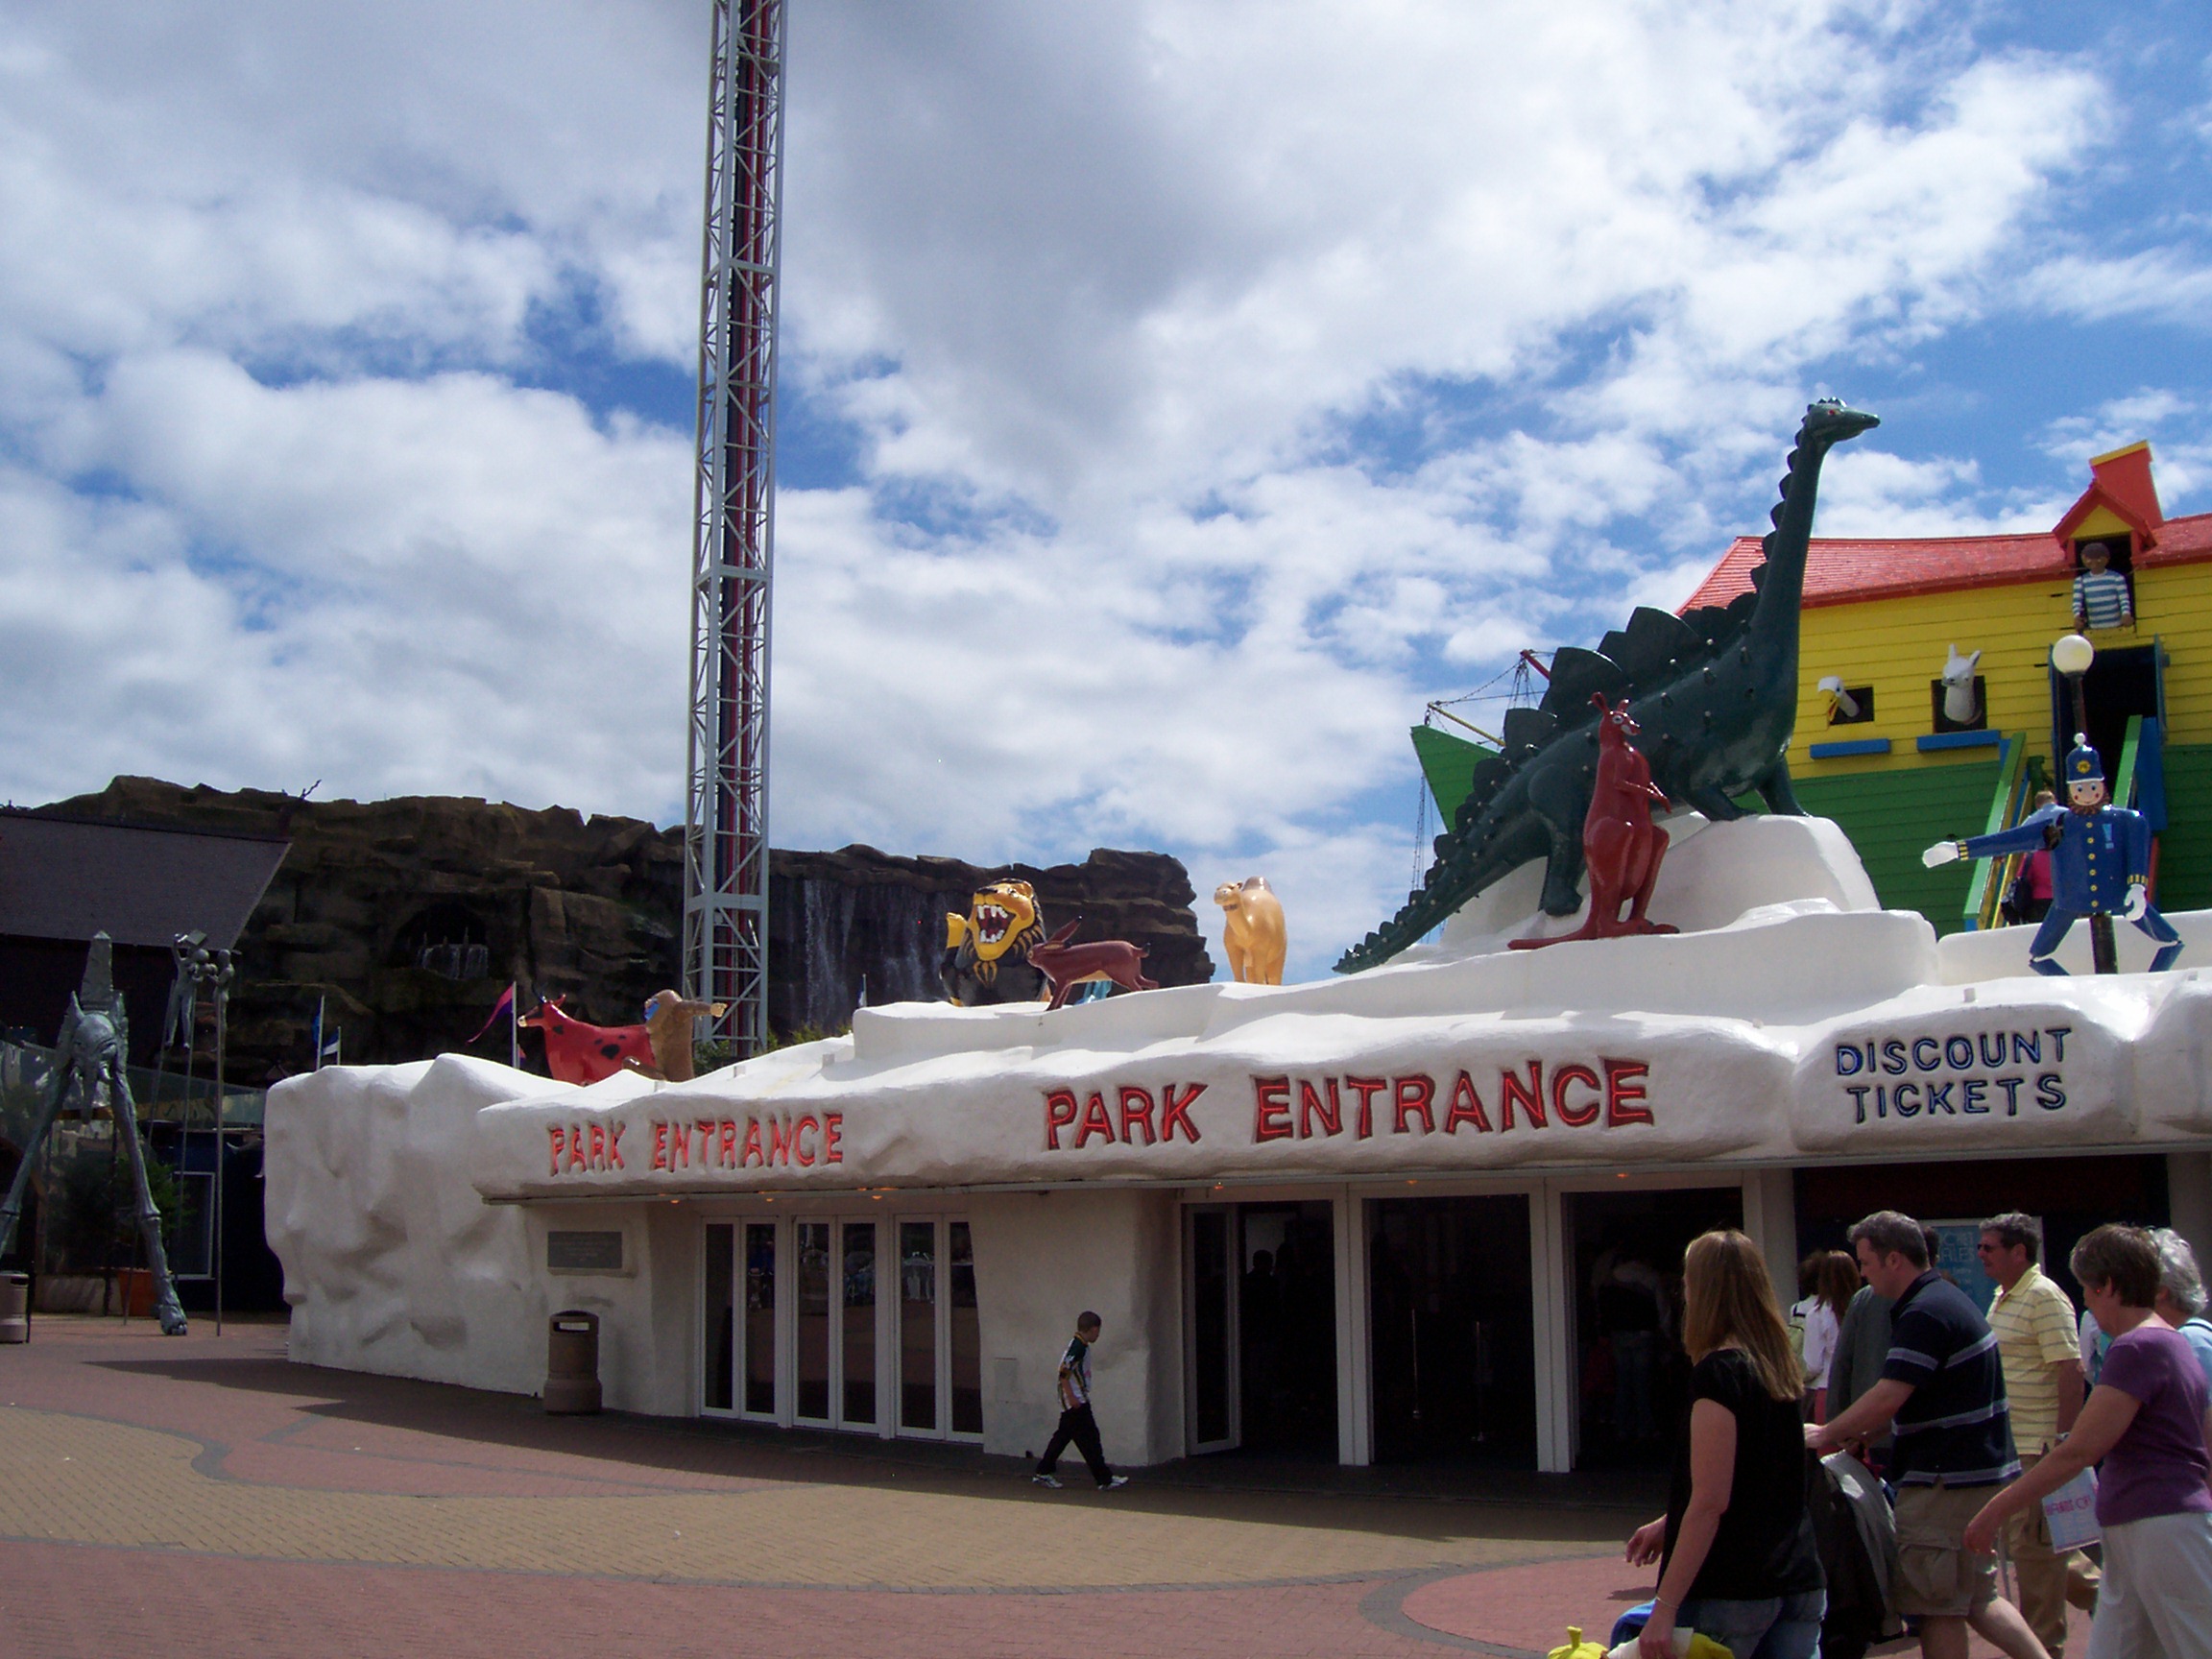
[0, 1316, 2088, 1656]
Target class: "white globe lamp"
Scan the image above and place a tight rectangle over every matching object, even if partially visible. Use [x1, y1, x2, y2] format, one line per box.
[2051, 634, 2095, 678]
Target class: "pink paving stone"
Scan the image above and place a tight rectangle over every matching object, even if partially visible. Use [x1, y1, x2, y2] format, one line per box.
[1401, 1554, 2096, 1657]
[1402, 1552, 1654, 1651]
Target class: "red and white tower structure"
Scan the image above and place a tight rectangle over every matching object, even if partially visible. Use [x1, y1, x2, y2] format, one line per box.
[685, 0, 786, 1054]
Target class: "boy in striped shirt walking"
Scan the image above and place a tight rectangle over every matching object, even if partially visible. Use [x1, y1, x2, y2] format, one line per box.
[1033, 1311, 1129, 1491]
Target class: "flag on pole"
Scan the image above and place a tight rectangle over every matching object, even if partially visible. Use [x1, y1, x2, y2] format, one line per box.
[310, 995, 343, 1070]
[469, 982, 517, 1046]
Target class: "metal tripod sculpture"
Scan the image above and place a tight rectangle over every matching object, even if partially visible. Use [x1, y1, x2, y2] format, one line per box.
[0, 933, 188, 1334]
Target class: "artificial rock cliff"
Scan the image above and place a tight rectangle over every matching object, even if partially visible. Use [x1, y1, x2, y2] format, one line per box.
[41, 778, 1213, 1082]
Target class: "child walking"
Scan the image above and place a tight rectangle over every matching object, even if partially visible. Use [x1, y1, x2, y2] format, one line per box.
[1033, 1311, 1129, 1491]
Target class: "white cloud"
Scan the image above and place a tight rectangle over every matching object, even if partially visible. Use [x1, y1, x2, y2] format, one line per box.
[2016, 252, 2212, 328]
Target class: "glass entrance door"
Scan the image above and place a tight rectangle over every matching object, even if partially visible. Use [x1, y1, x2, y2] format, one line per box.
[1368, 1194, 1538, 1467]
[1185, 1206, 1238, 1453]
[705, 1219, 780, 1420]
[891, 1216, 984, 1440]
[705, 1215, 882, 1430]
[796, 1217, 879, 1431]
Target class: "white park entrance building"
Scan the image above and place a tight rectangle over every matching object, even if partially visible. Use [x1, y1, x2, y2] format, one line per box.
[267, 818, 2212, 1474]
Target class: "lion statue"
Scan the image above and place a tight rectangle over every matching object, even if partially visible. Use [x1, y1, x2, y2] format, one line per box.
[941, 878, 1049, 1005]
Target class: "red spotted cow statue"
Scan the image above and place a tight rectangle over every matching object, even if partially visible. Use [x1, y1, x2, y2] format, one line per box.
[518, 997, 655, 1085]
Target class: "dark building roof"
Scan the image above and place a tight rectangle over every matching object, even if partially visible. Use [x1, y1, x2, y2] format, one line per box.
[0, 809, 290, 951]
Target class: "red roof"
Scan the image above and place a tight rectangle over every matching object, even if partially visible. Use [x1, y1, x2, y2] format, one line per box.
[2055, 442, 2163, 545]
[1681, 445, 2212, 614]
[1683, 514, 2212, 612]
[1681, 440, 2208, 612]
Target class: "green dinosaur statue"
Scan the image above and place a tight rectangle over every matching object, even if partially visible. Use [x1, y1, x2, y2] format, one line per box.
[1337, 398, 1880, 973]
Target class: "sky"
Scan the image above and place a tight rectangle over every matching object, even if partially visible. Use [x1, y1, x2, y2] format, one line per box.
[2, 1, 2209, 980]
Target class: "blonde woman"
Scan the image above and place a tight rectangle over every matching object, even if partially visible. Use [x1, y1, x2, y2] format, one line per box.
[1626, 1231, 1825, 1659]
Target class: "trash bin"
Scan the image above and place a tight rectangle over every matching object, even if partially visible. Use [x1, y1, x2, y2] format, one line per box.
[544, 1310, 601, 1414]
[0, 1273, 29, 1343]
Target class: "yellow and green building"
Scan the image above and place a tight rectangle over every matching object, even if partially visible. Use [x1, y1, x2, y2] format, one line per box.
[1416, 443, 2212, 934]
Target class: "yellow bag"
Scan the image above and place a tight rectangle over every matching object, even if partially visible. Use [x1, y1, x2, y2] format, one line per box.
[1549, 1629, 1607, 1659]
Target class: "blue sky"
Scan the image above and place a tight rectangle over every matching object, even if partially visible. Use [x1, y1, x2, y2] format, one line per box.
[2, 1, 2208, 978]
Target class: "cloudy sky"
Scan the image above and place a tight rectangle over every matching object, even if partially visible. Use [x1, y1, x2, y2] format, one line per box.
[3, 2, 2208, 977]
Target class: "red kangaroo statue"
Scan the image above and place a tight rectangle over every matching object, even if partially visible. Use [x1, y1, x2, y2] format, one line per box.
[1511, 694, 1676, 950]
[1027, 922, 1160, 1012]
[518, 997, 656, 1084]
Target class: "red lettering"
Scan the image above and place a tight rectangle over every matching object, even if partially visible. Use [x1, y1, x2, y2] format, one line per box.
[588, 1123, 606, 1169]
[1346, 1076, 1386, 1139]
[741, 1118, 764, 1167]
[1500, 1062, 1546, 1129]
[1118, 1085, 1158, 1144]
[1252, 1077, 1291, 1142]
[1551, 1065, 1601, 1127]
[769, 1118, 792, 1166]
[671, 1120, 690, 1166]
[695, 1121, 715, 1166]
[548, 1126, 566, 1176]
[567, 1125, 588, 1171]
[1392, 1074, 1435, 1134]
[607, 1121, 626, 1170]
[1604, 1059, 1653, 1126]
[719, 1118, 737, 1167]
[1299, 1078, 1341, 1138]
[651, 1119, 668, 1171]
[1074, 1092, 1115, 1149]
[795, 1116, 818, 1166]
[823, 1113, 843, 1164]
[1160, 1082, 1206, 1143]
[1442, 1071, 1491, 1134]
[1045, 1089, 1079, 1151]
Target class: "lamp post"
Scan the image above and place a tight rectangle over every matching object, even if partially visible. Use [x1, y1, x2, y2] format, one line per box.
[2050, 633, 2117, 974]
[2052, 632, 2094, 738]
[180, 943, 234, 1334]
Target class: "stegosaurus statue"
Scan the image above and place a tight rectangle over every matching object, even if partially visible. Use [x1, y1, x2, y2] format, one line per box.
[1337, 399, 1880, 973]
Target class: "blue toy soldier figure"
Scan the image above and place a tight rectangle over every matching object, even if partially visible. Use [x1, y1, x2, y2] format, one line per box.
[1923, 735, 2181, 975]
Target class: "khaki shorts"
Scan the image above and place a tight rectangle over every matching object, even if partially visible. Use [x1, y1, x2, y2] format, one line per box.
[1894, 1482, 2001, 1619]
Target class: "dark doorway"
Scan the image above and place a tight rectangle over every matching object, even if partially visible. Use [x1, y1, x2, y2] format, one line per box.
[1569, 1186, 1743, 1469]
[1238, 1202, 1336, 1456]
[1367, 1194, 1536, 1467]
[1187, 1201, 1339, 1457]
[2051, 642, 2158, 785]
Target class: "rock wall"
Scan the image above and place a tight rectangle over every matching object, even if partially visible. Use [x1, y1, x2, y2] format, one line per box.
[768, 846, 1214, 1034]
[44, 778, 1212, 1081]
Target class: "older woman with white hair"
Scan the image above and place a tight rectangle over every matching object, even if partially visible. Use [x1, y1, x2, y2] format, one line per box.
[2151, 1228, 2212, 1389]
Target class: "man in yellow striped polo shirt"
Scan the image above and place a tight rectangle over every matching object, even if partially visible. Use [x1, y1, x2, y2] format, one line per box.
[1980, 1212, 2099, 1658]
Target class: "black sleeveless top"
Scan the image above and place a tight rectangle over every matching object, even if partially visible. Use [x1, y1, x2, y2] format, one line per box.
[1661, 1348, 1824, 1600]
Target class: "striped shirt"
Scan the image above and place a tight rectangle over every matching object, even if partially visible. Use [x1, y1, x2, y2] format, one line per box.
[2073, 568, 2131, 630]
[1055, 1334, 1093, 1408]
[1884, 1270, 2020, 1488]
[1987, 1263, 2080, 1456]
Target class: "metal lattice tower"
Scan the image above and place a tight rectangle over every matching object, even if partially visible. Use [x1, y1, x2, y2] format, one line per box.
[685, 0, 786, 1055]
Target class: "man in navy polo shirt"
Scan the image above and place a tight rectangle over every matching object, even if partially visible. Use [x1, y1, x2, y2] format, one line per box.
[1810, 1212, 2050, 1659]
